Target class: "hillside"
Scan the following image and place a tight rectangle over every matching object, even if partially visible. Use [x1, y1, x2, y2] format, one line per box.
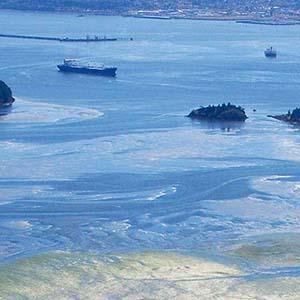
[1, 0, 300, 19]
[0, 0, 299, 12]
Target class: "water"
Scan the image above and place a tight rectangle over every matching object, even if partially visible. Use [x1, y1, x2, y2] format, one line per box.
[1, 9, 300, 298]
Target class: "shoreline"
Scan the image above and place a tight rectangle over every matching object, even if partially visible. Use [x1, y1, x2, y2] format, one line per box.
[1, 8, 300, 25]
[124, 14, 300, 25]
[1, 248, 300, 299]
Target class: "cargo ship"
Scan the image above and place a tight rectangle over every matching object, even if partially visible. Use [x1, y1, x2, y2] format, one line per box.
[264, 47, 277, 58]
[57, 59, 117, 77]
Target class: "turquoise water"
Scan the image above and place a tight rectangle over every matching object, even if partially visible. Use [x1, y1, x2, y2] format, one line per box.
[1, 9, 300, 298]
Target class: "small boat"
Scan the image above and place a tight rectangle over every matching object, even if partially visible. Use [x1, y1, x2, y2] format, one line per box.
[57, 59, 117, 77]
[264, 47, 277, 58]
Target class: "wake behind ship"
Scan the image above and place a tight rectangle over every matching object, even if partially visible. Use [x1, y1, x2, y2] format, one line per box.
[57, 59, 117, 77]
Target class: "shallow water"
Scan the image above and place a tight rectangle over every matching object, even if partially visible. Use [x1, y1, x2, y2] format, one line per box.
[0, 9, 300, 298]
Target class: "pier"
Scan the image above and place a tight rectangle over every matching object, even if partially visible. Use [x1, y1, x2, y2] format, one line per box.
[0, 34, 122, 42]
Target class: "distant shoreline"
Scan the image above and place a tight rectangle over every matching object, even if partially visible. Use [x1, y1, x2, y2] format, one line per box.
[126, 14, 300, 25]
[1, 8, 300, 26]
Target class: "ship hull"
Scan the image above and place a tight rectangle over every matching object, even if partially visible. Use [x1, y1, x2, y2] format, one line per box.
[57, 65, 117, 77]
[264, 51, 277, 58]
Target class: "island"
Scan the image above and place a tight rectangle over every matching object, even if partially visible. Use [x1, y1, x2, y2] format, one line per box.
[187, 103, 248, 122]
[268, 108, 300, 124]
[0, 80, 15, 108]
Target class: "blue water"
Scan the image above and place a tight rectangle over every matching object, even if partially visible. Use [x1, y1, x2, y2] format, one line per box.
[1, 9, 300, 295]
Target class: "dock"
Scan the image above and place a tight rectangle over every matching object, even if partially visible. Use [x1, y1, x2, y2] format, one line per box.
[0, 34, 121, 42]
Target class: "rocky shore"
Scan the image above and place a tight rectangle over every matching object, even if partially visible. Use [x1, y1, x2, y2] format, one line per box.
[187, 103, 248, 122]
[268, 108, 300, 124]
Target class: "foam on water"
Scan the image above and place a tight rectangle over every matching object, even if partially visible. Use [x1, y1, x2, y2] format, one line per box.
[1, 124, 300, 179]
[146, 186, 177, 201]
[0, 177, 177, 204]
[0, 98, 103, 124]
[252, 175, 300, 199]
[3, 220, 33, 230]
[202, 174, 300, 244]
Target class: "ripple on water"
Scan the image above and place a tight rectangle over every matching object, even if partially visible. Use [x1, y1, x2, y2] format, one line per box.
[202, 174, 300, 239]
[0, 127, 291, 179]
[251, 175, 300, 200]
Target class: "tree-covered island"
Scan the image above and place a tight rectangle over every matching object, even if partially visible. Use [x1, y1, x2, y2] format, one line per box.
[0, 80, 15, 108]
[187, 103, 248, 122]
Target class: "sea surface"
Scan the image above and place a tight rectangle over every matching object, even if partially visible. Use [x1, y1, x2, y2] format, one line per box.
[0, 9, 300, 299]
